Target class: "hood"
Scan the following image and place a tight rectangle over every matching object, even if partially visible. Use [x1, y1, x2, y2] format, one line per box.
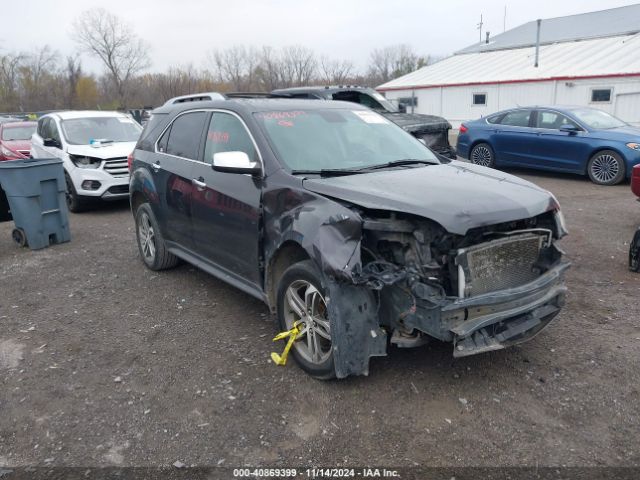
[66, 142, 137, 159]
[1, 139, 31, 153]
[302, 161, 555, 235]
[591, 125, 640, 141]
[380, 112, 452, 133]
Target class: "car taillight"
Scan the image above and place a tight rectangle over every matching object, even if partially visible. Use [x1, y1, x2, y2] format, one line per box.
[459, 124, 468, 134]
[633, 165, 640, 177]
[127, 152, 134, 172]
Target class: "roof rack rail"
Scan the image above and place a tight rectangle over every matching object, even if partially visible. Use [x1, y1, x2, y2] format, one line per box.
[163, 92, 225, 106]
[225, 92, 291, 99]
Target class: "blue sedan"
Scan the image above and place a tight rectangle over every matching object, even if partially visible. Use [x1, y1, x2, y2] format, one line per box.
[456, 106, 640, 185]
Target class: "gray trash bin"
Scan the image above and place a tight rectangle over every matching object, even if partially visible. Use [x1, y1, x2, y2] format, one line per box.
[0, 158, 71, 250]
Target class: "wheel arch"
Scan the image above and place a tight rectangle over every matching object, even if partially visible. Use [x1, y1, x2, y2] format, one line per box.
[265, 240, 312, 312]
[585, 146, 628, 175]
[468, 139, 495, 161]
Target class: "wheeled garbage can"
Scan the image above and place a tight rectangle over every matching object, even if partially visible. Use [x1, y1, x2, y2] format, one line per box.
[0, 158, 71, 250]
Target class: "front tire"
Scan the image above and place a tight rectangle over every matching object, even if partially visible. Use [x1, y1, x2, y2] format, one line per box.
[65, 173, 88, 213]
[276, 260, 335, 380]
[470, 142, 495, 168]
[135, 203, 179, 271]
[587, 150, 625, 185]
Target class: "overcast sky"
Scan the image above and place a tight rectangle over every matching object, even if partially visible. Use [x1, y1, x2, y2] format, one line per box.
[1, 0, 638, 74]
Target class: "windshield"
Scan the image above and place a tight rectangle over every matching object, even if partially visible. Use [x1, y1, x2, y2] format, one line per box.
[254, 109, 438, 172]
[2, 124, 36, 141]
[61, 116, 142, 145]
[571, 109, 626, 129]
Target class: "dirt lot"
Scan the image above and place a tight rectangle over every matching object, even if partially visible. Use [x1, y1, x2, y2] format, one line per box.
[1, 168, 639, 469]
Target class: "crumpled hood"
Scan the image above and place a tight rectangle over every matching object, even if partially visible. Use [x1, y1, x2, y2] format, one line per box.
[303, 161, 555, 235]
[380, 112, 452, 133]
[66, 142, 136, 159]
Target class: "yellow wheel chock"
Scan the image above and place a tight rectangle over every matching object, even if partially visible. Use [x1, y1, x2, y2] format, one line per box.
[271, 321, 303, 366]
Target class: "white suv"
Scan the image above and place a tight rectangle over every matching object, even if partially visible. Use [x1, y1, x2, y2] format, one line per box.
[31, 111, 142, 212]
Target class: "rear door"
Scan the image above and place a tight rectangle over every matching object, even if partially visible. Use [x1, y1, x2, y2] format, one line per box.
[190, 111, 262, 286]
[489, 109, 536, 165]
[153, 111, 208, 249]
[529, 110, 589, 172]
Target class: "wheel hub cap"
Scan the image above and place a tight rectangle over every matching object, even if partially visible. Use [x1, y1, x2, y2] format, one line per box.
[138, 213, 156, 261]
[591, 154, 619, 183]
[471, 146, 492, 166]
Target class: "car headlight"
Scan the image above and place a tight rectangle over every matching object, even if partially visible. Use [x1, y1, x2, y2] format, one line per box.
[626, 142, 640, 151]
[69, 155, 101, 169]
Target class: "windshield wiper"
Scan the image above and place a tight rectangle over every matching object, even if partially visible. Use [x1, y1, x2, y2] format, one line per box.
[358, 158, 437, 171]
[290, 168, 369, 177]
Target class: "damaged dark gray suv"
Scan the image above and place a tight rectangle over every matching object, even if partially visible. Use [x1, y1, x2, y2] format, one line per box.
[129, 94, 570, 379]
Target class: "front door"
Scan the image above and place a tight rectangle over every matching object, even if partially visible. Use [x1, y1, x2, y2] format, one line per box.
[190, 111, 262, 286]
[530, 110, 589, 172]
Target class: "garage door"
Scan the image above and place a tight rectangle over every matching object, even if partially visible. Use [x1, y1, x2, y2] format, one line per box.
[614, 92, 640, 125]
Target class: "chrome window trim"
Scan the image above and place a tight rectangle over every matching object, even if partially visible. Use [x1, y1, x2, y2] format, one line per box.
[153, 108, 264, 171]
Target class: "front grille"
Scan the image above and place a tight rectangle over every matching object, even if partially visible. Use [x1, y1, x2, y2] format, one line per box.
[456, 234, 545, 297]
[107, 185, 129, 194]
[103, 157, 129, 177]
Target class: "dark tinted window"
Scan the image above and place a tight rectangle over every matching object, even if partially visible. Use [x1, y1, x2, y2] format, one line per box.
[535, 111, 579, 130]
[473, 93, 487, 105]
[204, 112, 257, 165]
[165, 112, 207, 159]
[499, 110, 532, 127]
[591, 88, 612, 103]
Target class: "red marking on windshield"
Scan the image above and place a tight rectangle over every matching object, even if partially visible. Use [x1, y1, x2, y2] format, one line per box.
[278, 120, 294, 127]
[259, 111, 306, 120]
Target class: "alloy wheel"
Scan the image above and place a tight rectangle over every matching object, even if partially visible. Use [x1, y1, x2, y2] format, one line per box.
[283, 280, 332, 365]
[138, 212, 156, 262]
[471, 145, 493, 166]
[590, 154, 620, 184]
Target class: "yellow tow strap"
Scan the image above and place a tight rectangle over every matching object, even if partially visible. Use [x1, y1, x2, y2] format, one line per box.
[271, 321, 303, 366]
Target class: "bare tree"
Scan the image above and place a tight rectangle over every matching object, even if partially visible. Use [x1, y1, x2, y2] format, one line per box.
[367, 44, 428, 86]
[319, 56, 354, 85]
[254, 46, 282, 91]
[73, 8, 150, 107]
[0, 52, 25, 110]
[281, 46, 317, 87]
[65, 55, 82, 108]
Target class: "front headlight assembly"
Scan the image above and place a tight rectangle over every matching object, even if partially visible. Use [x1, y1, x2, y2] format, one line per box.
[69, 155, 102, 169]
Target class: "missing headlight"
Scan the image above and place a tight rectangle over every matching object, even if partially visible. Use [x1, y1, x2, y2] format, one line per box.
[69, 155, 101, 169]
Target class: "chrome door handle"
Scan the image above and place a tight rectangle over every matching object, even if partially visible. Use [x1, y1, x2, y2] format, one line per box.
[192, 178, 207, 191]
[150, 162, 161, 172]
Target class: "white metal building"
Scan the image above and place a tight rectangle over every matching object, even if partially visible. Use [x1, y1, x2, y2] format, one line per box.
[377, 4, 640, 128]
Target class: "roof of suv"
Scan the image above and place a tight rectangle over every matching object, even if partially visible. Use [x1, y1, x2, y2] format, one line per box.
[153, 98, 371, 115]
[48, 110, 132, 120]
[272, 86, 373, 96]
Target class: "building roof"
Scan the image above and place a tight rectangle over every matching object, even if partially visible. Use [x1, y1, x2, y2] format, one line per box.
[458, 4, 640, 54]
[378, 34, 640, 91]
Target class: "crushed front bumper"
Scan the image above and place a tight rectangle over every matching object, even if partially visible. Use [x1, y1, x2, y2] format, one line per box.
[441, 261, 570, 357]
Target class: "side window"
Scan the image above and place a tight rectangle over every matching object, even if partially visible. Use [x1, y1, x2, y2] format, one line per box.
[157, 126, 170, 153]
[37, 118, 47, 137]
[204, 112, 257, 165]
[357, 93, 384, 110]
[164, 112, 208, 159]
[536, 111, 579, 130]
[49, 120, 61, 143]
[499, 110, 532, 127]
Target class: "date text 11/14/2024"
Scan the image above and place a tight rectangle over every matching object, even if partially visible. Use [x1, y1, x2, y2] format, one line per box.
[232, 468, 401, 478]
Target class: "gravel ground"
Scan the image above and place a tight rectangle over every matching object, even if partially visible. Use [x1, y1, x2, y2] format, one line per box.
[1, 168, 639, 469]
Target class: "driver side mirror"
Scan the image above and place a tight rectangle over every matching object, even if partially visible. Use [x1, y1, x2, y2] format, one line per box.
[43, 137, 61, 148]
[559, 124, 580, 135]
[212, 151, 261, 175]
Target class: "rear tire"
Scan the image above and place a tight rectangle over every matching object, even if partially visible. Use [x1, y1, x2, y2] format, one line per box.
[587, 150, 625, 185]
[135, 203, 179, 271]
[65, 173, 88, 213]
[630, 228, 640, 272]
[469, 142, 495, 168]
[276, 260, 335, 380]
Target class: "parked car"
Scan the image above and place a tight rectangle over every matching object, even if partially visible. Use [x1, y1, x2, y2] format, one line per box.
[31, 111, 142, 212]
[129, 93, 569, 380]
[0, 121, 37, 161]
[271, 86, 457, 159]
[457, 106, 640, 186]
[630, 164, 640, 272]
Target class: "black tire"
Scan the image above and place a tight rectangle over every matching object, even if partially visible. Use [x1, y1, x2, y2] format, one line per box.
[65, 172, 88, 213]
[276, 260, 335, 380]
[11, 228, 27, 247]
[135, 203, 179, 271]
[469, 142, 495, 168]
[630, 229, 640, 272]
[587, 150, 626, 186]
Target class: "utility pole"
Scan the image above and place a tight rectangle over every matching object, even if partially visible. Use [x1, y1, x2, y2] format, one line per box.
[503, 5, 507, 32]
[477, 14, 484, 44]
